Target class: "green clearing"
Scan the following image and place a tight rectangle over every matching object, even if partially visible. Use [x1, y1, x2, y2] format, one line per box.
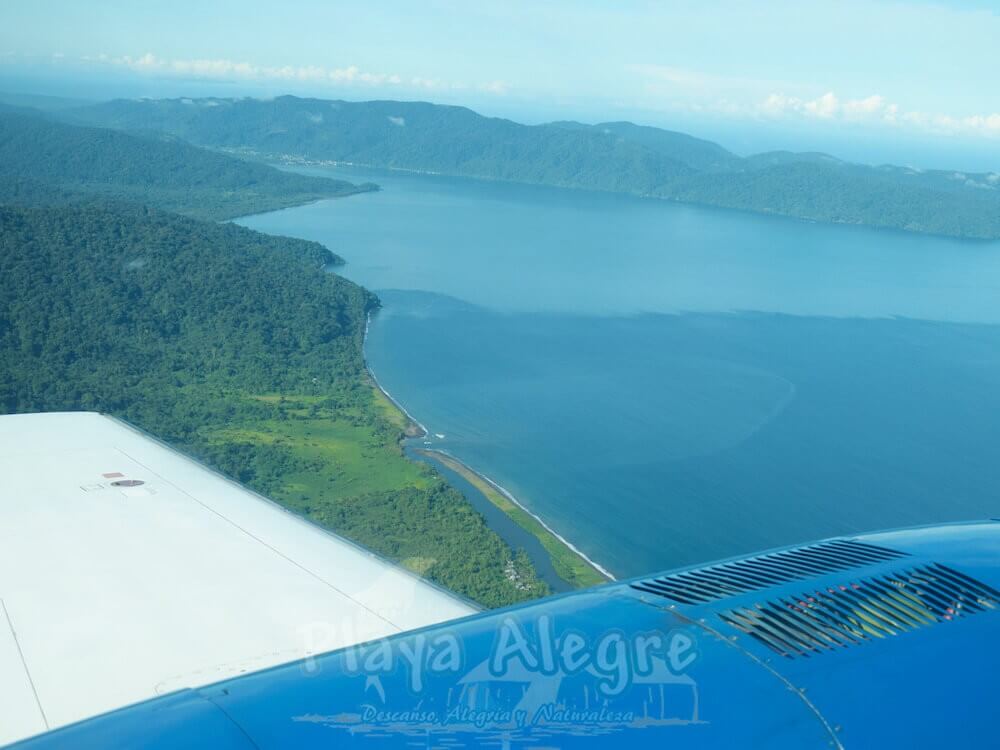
[370, 386, 414, 432]
[204, 392, 434, 508]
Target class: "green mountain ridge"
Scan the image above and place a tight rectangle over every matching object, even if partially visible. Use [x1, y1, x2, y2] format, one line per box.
[65, 95, 1000, 239]
[569, 120, 741, 172]
[65, 96, 695, 195]
[0, 108, 375, 220]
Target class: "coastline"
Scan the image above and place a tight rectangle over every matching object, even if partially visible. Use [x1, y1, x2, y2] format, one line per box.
[363, 313, 614, 589]
[226, 183, 378, 222]
[364, 312, 429, 439]
[415, 448, 614, 586]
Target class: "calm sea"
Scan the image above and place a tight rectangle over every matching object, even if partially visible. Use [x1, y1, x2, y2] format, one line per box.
[240, 166, 1000, 579]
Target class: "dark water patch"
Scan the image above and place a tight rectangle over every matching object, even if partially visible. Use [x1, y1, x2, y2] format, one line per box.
[368, 293, 1000, 577]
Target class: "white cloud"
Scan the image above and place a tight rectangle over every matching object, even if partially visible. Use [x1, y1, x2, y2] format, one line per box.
[85, 52, 507, 96]
[629, 64, 1000, 140]
[755, 90, 1000, 138]
[761, 91, 886, 121]
[843, 94, 890, 118]
[405, 76, 507, 96]
[804, 92, 839, 119]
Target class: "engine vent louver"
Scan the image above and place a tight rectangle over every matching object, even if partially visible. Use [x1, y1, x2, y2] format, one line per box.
[718, 563, 1000, 659]
[630, 539, 907, 605]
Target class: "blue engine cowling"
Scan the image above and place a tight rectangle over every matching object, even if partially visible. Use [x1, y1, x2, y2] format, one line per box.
[11, 520, 1000, 749]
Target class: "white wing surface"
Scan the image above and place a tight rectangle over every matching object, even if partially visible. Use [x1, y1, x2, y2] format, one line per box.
[0, 412, 475, 746]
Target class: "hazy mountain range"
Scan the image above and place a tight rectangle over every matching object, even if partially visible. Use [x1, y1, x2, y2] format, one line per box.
[61, 95, 1000, 240]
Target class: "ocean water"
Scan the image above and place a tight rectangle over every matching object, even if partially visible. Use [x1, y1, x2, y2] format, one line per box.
[240, 167, 1000, 579]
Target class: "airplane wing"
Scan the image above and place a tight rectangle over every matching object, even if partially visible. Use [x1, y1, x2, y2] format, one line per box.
[0, 412, 476, 747]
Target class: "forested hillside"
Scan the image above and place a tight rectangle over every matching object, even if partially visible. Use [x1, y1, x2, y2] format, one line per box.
[0, 105, 551, 607]
[67, 95, 1000, 239]
[0, 109, 375, 220]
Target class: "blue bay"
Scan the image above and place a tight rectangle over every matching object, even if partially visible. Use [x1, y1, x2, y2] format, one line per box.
[240, 166, 1000, 579]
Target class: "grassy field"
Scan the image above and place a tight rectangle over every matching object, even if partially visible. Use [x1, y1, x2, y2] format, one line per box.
[417, 450, 610, 589]
[369, 385, 424, 437]
[212, 396, 434, 504]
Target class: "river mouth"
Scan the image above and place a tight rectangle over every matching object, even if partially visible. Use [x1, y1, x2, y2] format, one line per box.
[406, 447, 573, 592]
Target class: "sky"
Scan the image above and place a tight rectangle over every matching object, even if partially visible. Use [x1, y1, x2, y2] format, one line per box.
[2, 0, 999, 169]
